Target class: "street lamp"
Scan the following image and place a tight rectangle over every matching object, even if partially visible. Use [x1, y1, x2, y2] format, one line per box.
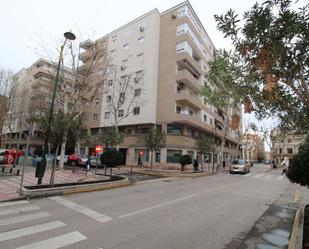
[38, 31, 76, 185]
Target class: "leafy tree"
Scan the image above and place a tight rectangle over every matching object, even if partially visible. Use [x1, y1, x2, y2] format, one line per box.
[287, 135, 309, 187]
[179, 154, 192, 172]
[195, 133, 215, 172]
[138, 127, 166, 170]
[210, 0, 309, 132]
[100, 150, 124, 175]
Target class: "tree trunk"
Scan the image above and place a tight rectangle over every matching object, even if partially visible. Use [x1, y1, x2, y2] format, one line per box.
[19, 135, 30, 193]
[59, 130, 68, 170]
[76, 139, 81, 155]
[150, 150, 153, 170]
[49, 145, 59, 185]
[200, 153, 204, 172]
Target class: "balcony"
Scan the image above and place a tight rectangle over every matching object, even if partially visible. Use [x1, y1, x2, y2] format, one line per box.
[176, 90, 202, 110]
[79, 50, 92, 63]
[176, 52, 202, 77]
[80, 39, 94, 50]
[176, 33, 202, 61]
[33, 66, 54, 79]
[176, 69, 201, 92]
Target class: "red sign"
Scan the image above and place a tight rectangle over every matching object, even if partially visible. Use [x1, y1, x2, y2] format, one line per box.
[138, 151, 144, 157]
[95, 145, 103, 153]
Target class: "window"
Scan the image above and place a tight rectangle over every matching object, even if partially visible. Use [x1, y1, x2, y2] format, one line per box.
[137, 53, 144, 62]
[118, 110, 124, 117]
[119, 92, 125, 104]
[108, 80, 113, 86]
[122, 59, 128, 64]
[120, 76, 126, 85]
[203, 97, 207, 105]
[135, 88, 141, 97]
[287, 148, 293, 154]
[112, 36, 117, 42]
[167, 124, 183, 135]
[210, 118, 213, 125]
[93, 114, 98, 120]
[204, 114, 207, 122]
[138, 36, 144, 44]
[107, 96, 111, 103]
[135, 70, 143, 78]
[279, 148, 282, 154]
[187, 127, 194, 137]
[104, 112, 110, 119]
[95, 100, 100, 105]
[123, 43, 130, 50]
[155, 150, 161, 163]
[176, 106, 181, 114]
[91, 128, 99, 136]
[187, 151, 194, 159]
[189, 110, 193, 116]
[135, 127, 150, 134]
[167, 150, 182, 163]
[133, 106, 140, 115]
[110, 49, 116, 55]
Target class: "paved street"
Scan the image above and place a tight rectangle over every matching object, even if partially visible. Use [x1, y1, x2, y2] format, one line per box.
[0, 164, 293, 249]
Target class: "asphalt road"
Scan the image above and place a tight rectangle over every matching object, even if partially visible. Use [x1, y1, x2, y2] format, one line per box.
[0, 164, 291, 249]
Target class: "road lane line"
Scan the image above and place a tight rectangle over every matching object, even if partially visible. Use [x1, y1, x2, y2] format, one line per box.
[16, 231, 87, 249]
[50, 196, 112, 223]
[0, 205, 40, 216]
[0, 200, 30, 208]
[119, 193, 198, 218]
[0, 221, 65, 242]
[0, 211, 50, 227]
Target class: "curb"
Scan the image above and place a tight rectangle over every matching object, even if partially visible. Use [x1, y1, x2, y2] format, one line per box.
[136, 170, 213, 178]
[289, 209, 300, 249]
[0, 176, 130, 202]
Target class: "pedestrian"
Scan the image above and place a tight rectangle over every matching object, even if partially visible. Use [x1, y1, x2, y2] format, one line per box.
[137, 156, 143, 168]
[281, 157, 289, 175]
[193, 159, 199, 172]
[86, 155, 91, 172]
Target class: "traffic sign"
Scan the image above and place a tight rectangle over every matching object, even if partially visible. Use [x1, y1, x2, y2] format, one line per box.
[95, 145, 103, 153]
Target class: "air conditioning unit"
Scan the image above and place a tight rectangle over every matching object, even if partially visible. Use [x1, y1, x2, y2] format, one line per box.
[139, 25, 145, 32]
[171, 12, 177, 19]
[134, 78, 139, 83]
[121, 65, 126, 71]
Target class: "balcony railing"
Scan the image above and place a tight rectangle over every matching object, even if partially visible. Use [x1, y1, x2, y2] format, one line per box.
[176, 69, 201, 92]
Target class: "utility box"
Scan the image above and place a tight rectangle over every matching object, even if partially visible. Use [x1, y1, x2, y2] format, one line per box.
[35, 161, 46, 178]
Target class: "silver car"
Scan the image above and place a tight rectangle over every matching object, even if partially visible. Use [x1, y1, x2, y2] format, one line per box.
[230, 159, 250, 174]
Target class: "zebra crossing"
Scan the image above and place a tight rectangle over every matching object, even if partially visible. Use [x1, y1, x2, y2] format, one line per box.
[0, 200, 87, 249]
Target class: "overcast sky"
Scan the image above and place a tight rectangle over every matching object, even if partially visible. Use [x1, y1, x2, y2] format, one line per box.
[0, 0, 277, 144]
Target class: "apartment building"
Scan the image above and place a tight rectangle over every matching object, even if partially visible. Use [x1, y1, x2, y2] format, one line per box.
[271, 129, 304, 162]
[2, 59, 73, 152]
[3, 1, 242, 169]
[79, 1, 242, 169]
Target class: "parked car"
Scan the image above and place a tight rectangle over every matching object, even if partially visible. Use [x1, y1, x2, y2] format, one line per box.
[90, 155, 102, 167]
[230, 159, 250, 174]
[68, 154, 87, 167]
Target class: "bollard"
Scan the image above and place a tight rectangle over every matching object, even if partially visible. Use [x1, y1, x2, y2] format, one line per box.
[1, 167, 4, 173]
[9, 168, 13, 174]
[16, 169, 20, 176]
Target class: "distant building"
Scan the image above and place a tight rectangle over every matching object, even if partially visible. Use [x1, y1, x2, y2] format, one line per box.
[271, 129, 304, 162]
[0, 95, 8, 147]
[240, 133, 265, 162]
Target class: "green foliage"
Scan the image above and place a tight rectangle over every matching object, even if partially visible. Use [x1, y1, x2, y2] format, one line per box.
[179, 154, 192, 171]
[195, 133, 215, 154]
[210, 0, 309, 132]
[100, 150, 124, 168]
[287, 135, 309, 187]
[138, 128, 166, 152]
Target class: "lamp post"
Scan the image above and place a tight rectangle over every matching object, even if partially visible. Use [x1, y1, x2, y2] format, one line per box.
[38, 32, 76, 185]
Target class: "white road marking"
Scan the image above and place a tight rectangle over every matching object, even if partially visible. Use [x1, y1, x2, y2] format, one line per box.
[0, 205, 40, 216]
[0, 221, 65, 242]
[0, 212, 50, 227]
[50, 196, 112, 223]
[0, 200, 30, 208]
[266, 174, 276, 179]
[119, 193, 198, 218]
[16, 231, 87, 249]
[253, 174, 264, 178]
[275, 175, 284, 180]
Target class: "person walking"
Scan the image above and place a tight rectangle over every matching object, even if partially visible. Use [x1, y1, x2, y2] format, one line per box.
[85, 155, 91, 174]
[137, 156, 143, 168]
[281, 157, 289, 175]
[193, 159, 199, 172]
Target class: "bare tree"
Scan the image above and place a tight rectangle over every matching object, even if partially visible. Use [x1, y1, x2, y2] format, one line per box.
[104, 65, 145, 149]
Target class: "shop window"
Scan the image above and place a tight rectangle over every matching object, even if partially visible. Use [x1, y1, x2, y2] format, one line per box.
[167, 150, 182, 163]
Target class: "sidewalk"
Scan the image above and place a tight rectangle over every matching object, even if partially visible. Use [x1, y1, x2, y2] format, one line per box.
[0, 165, 103, 202]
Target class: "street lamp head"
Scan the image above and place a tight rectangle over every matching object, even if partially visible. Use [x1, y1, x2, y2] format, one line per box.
[64, 31, 76, 41]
